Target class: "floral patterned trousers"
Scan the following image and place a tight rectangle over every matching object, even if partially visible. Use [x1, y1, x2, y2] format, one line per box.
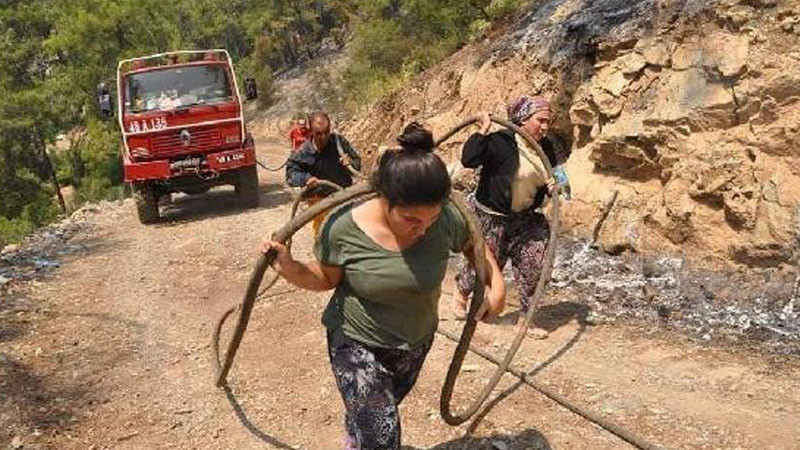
[455, 194, 550, 312]
[327, 331, 433, 450]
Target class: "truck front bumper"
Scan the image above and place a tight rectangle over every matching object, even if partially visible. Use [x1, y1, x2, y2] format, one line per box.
[123, 144, 256, 183]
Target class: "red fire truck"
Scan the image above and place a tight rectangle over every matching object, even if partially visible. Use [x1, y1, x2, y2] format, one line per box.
[114, 49, 258, 223]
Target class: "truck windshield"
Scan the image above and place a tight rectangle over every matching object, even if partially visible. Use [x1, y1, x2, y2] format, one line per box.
[125, 65, 233, 114]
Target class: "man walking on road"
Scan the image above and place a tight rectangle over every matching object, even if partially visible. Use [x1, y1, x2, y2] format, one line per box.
[286, 111, 361, 236]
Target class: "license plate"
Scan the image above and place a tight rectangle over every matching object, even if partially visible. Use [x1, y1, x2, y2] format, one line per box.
[216, 152, 245, 164]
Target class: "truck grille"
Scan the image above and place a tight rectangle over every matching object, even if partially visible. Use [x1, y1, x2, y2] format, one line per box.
[149, 126, 223, 157]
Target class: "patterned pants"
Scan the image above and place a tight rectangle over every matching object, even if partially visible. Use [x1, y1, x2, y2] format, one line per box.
[327, 331, 433, 450]
[455, 195, 549, 312]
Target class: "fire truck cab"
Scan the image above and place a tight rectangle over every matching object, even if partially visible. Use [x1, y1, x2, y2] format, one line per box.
[114, 49, 258, 223]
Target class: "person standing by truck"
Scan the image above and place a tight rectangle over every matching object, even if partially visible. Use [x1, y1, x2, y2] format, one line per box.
[288, 115, 310, 151]
[286, 111, 362, 236]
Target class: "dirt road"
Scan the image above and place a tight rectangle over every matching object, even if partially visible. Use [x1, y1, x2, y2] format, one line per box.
[1, 136, 798, 450]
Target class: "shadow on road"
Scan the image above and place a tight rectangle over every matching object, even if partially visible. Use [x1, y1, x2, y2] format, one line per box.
[402, 428, 552, 449]
[223, 385, 300, 450]
[466, 301, 589, 434]
[158, 182, 293, 225]
[0, 352, 88, 443]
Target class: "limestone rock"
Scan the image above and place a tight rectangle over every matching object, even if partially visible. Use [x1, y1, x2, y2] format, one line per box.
[596, 194, 642, 255]
[749, 111, 800, 157]
[713, 33, 750, 78]
[2, 244, 20, 255]
[589, 137, 654, 173]
[342, 0, 800, 268]
[639, 41, 671, 67]
[723, 187, 758, 229]
[761, 72, 800, 103]
[619, 51, 647, 75]
[591, 88, 625, 117]
[594, 65, 631, 97]
[731, 241, 794, 267]
[527, 327, 549, 340]
[719, 5, 758, 27]
[671, 32, 749, 78]
[569, 99, 598, 127]
[648, 69, 735, 130]
[664, 178, 696, 222]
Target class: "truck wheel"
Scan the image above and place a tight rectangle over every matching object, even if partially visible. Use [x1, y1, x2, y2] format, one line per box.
[132, 182, 160, 224]
[235, 165, 259, 208]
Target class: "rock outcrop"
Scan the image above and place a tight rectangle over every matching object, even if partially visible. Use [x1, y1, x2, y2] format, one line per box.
[342, 0, 800, 268]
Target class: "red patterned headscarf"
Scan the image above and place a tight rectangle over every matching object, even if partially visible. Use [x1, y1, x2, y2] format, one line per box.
[507, 96, 551, 125]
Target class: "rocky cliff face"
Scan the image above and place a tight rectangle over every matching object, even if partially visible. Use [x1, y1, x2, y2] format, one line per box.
[342, 0, 800, 268]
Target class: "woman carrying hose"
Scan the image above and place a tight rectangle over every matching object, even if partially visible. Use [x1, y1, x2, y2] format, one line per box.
[454, 96, 570, 328]
[261, 123, 506, 449]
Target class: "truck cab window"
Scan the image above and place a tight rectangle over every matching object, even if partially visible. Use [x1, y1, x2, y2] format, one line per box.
[125, 65, 233, 114]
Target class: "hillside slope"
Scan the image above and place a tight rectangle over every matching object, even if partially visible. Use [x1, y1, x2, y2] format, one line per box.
[341, 0, 800, 268]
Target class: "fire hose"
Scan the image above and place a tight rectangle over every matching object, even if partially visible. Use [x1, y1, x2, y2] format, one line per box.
[211, 116, 663, 450]
[256, 133, 359, 175]
[256, 157, 288, 172]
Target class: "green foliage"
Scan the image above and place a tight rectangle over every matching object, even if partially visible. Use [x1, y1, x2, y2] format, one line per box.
[0, 217, 34, 248]
[0, 0, 63, 244]
[351, 19, 408, 73]
[74, 119, 123, 202]
[254, 69, 278, 109]
[0, 188, 59, 247]
[0, 0, 526, 244]
[487, 0, 528, 19]
[333, 0, 525, 111]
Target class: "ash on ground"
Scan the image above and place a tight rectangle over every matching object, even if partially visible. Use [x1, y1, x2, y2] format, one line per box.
[548, 238, 799, 355]
[0, 202, 120, 291]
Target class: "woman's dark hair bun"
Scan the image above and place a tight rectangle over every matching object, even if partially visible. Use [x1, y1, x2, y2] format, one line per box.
[374, 122, 450, 207]
[396, 121, 434, 152]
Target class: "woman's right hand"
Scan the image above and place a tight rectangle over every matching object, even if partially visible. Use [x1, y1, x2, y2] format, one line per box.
[260, 239, 293, 273]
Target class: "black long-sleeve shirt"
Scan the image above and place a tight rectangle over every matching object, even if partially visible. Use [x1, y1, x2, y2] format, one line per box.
[461, 130, 559, 215]
[286, 133, 361, 196]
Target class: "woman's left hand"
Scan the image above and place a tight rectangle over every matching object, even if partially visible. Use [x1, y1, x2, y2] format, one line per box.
[479, 247, 506, 321]
[473, 288, 501, 322]
[463, 245, 507, 321]
[480, 277, 506, 322]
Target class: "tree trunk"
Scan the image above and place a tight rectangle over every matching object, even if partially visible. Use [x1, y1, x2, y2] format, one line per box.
[43, 148, 66, 214]
[34, 131, 67, 214]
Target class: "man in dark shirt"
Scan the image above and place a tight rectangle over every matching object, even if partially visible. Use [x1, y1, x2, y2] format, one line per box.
[285, 111, 361, 236]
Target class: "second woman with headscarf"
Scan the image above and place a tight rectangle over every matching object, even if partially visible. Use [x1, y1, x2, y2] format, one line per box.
[454, 96, 568, 327]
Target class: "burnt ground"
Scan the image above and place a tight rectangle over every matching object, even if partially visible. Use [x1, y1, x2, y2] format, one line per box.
[547, 238, 800, 355]
[0, 137, 798, 450]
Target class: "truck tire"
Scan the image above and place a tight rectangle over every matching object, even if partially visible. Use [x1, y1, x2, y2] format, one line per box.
[132, 182, 160, 224]
[235, 165, 259, 208]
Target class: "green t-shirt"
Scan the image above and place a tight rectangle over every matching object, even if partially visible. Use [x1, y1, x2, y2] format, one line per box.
[314, 200, 469, 349]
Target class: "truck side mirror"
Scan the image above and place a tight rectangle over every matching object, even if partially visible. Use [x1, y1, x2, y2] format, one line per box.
[97, 82, 114, 119]
[244, 77, 257, 101]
